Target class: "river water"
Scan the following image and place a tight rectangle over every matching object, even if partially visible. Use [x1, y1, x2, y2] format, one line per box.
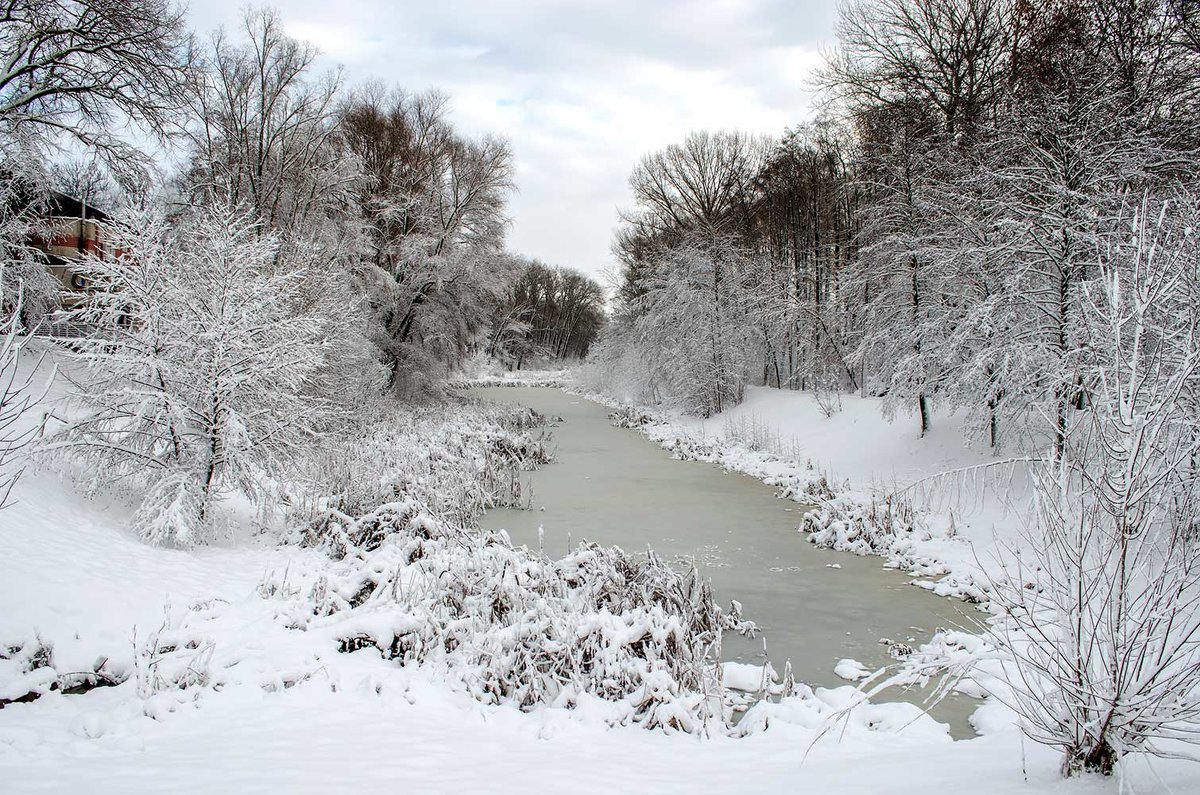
[469, 386, 979, 731]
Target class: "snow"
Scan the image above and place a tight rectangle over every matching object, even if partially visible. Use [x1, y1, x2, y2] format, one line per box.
[722, 661, 777, 692]
[694, 386, 989, 488]
[2, 354, 1198, 793]
[834, 659, 871, 682]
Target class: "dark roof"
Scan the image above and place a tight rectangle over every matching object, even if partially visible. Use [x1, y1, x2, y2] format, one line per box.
[45, 190, 110, 221]
[0, 171, 114, 221]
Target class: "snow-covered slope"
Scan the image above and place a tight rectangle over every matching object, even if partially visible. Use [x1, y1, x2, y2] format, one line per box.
[687, 385, 992, 488]
[1, 487, 1186, 795]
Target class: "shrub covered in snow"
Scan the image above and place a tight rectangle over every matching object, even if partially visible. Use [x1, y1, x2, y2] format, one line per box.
[801, 495, 988, 603]
[286, 399, 552, 537]
[274, 494, 757, 734]
[0, 634, 124, 706]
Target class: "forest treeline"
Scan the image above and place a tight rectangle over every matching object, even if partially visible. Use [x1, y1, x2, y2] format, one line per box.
[0, 0, 603, 536]
[595, 0, 1200, 453]
[0, 2, 603, 391]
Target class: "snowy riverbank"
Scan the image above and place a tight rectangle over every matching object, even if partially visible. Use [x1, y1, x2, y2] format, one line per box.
[1, 360, 1196, 792]
[580, 383, 1037, 604]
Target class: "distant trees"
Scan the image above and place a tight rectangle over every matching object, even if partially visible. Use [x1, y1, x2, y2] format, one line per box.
[181, 7, 350, 239]
[636, 235, 755, 416]
[603, 131, 769, 409]
[749, 123, 859, 392]
[590, 232, 754, 415]
[615, 130, 769, 302]
[491, 261, 604, 367]
[48, 158, 123, 212]
[624, 130, 769, 238]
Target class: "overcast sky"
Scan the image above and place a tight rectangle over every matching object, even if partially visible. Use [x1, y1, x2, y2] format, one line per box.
[186, 1, 837, 283]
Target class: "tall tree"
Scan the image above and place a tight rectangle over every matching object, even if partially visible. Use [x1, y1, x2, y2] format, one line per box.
[340, 83, 515, 391]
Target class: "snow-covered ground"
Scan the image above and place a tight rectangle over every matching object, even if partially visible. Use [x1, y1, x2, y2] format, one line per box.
[689, 385, 991, 487]
[3, 481, 1195, 794]
[3, 355, 1197, 793]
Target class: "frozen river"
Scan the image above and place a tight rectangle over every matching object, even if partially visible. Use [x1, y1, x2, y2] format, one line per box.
[469, 385, 978, 731]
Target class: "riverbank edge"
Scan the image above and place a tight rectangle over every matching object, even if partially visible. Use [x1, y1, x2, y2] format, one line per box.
[458, 373, 1008, 667]
[463, 373, 997, 608]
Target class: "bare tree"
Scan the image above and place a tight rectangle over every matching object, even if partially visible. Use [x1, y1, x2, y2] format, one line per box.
[986, 196, 1200, 776]
[0, 0, 192, 178]
[182, 7, 351, 237]
[623, 129, 769, 240]
[48, 157, 122, 211]
[821, 0, 1011, 141]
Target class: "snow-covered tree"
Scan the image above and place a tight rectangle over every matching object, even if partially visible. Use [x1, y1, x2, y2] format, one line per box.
[987, 196, 1200, 775]
[56, 207, 352, 545]
[626, 235, 757, 416]
[340, 84, 515, 391]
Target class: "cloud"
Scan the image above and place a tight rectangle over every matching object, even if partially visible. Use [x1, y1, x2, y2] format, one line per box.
[187, 0, 836, 280]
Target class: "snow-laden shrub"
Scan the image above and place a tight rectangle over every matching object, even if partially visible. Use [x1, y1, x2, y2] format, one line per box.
[131, 471, 206, 548]
[987, 463, 1200, 775]
[0, 634, 125, 705]
[979, 202, 1200, 776]
[51, 206, 381, 546]
[288, 400, 552, 538]
[801, 494, 987, 603]
[0, 635, 55, 705]
[274, 499, 756, 733]
[608, 405, 652, 429]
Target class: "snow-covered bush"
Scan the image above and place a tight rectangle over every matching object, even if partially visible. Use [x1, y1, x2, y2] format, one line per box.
[984, 200, 1200, 776]
[0, 633, 125, 706]
[274, 498, 756, 733]
[288, 399, 552, 540]
[262, 397, 759, 734]
[801, 494, 987, 603]
[0, 635, 55, 706]
[52, 206, 370, 545]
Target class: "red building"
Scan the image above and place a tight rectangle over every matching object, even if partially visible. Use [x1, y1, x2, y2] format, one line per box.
[28, 191, 113, 307]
